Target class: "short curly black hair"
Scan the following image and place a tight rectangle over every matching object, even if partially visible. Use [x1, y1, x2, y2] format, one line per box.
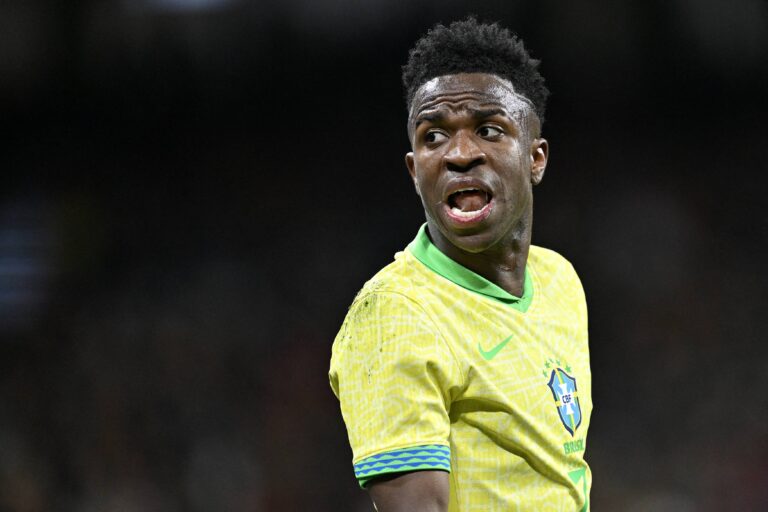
[402, 17, 549, 122]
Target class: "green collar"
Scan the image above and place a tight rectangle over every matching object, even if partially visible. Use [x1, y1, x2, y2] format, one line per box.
[407, 224, 533, 312]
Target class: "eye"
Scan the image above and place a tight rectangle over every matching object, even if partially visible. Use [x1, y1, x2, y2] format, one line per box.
[424, 130, 448, 144]
[477, 125, 503, 139]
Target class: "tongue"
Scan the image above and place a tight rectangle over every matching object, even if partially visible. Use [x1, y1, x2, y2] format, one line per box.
[453, 191, 488, 212]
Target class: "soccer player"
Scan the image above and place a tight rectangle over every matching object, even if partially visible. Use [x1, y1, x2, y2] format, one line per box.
[329, 18, 592, 511]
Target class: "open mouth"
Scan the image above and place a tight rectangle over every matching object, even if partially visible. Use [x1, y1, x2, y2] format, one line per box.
[448, 188, 491, 213]
[445, 188, 493, 224]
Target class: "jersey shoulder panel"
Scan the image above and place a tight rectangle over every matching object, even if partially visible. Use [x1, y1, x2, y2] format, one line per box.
[529, 245, 586, 300]
[528, 244, 579, 277]
[353, 250, 431, 302]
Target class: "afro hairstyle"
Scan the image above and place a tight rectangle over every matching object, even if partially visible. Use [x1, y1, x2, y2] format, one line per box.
[402, 17, 549, 122]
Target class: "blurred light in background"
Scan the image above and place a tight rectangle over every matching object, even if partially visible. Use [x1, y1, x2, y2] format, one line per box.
[0, 196, 55, 335]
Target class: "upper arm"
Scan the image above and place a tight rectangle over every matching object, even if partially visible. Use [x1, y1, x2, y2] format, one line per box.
[368, 470, 449, 512]
[329, 291, 460, 487]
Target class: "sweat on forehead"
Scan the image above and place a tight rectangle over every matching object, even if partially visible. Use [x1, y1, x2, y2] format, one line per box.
[411, 74, 533, 114]
[408, 73, 536, 133]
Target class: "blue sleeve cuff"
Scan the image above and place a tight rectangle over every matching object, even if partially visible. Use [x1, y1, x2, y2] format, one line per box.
[353, 444, 451, 488]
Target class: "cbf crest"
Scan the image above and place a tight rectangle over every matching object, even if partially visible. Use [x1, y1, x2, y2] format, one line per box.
[543, 358, 582, 436]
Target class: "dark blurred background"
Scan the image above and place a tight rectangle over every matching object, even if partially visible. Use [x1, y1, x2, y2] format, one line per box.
[1, 1, 767, 510]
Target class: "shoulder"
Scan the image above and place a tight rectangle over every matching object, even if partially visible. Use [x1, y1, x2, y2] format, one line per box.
[529, 244, 576, 270]
[332, 251, 438, 354]
[528, 245, 586, 299]
[330, 249, 457, 379]
[355, 249, 426, 299]
[529, 245, 581, 279]
[329, 259, 457, 400]
[341, 249, 439, 323]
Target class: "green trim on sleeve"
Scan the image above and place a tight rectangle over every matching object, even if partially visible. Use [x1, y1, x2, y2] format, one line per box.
[354, 444, 451, 488]
[407, 224, 534, 312]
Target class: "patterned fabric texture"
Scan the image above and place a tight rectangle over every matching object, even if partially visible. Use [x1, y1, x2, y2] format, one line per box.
[330, 225, 592, 511]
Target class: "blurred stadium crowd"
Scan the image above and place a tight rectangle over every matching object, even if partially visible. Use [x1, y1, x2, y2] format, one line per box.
[1, 1, 767, 510]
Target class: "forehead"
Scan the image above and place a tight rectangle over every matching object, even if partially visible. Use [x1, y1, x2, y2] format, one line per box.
[410, 73, 533, 118]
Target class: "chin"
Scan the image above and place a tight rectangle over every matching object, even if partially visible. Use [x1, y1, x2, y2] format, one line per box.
[442, 225, 498, 254]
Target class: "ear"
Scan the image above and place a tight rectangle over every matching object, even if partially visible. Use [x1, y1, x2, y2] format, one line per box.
[405, 152, 420, 196]
[530, 138, 548, 186]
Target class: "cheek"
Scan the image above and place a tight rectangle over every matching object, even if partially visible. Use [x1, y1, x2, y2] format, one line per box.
[494, 155, 530, 201]
[415, 155, 439, 185]
[497, 153, 527, 180]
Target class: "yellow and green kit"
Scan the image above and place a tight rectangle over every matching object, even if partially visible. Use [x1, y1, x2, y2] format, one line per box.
[329, 225, 592, 511]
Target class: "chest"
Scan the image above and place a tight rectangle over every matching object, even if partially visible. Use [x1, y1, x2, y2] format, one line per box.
[436, 294, 591, 444]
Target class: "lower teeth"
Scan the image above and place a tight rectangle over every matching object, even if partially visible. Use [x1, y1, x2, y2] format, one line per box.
[452, 206, 483, 217]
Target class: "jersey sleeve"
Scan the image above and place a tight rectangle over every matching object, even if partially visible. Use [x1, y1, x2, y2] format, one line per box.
[329, 290, 462, 487]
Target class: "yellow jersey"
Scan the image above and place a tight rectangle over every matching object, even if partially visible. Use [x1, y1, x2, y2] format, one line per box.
[329, 225, 592, 511]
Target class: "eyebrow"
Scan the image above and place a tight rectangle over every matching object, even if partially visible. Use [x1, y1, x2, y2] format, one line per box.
[470, 107, 508, 120]
[413, 107, 509, 129]
[413, 111, 445, 129]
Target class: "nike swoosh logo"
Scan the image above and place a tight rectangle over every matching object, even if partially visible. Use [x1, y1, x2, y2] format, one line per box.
[478, 335, 514, 361]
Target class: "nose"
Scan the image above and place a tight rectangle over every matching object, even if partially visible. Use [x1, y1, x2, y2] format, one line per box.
[443, 131, 486, 172]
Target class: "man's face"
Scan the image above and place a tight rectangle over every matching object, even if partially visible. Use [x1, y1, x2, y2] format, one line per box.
[406, 73, 548, 255]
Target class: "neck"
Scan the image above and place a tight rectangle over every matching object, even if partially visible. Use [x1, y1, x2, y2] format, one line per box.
[427, 217, 531, 298]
